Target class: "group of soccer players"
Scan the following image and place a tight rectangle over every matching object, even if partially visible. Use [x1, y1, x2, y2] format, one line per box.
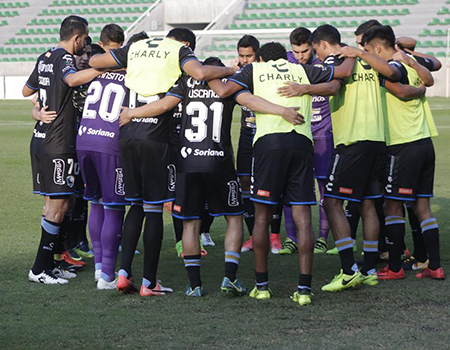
[23, 14, 444, 306]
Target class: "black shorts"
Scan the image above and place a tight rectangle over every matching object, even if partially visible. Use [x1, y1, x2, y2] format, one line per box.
[119, 138, 174, 204]
[384, 138, 435, 201]
[172, 159, 244, 219]
[30, 150, 80, 196]
[236, 127, 255, 176]
[251, 148, 316, 206]
[324, 141, 386, 202]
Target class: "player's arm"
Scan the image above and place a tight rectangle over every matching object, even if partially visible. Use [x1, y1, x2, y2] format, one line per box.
[120, 95, 181, 126]
[23, 85, 37, 97]
[182, 60, 237, 81]
[396, 36, 416, 50]
[392, 50, 434, 87]
[32, 104, 58, 123]
[89, 53, 120, 69]
[236, 91, 304, 125]
[65, 69, 103, 88]
[208, 79, 244, 99]
[337, 46, 400, 81]
[332, 57, 355, 79]
[23, 63, 39, 97]
[384, 81, 426, 100]
[278, 80, 341, 97]
[404, 49, 442, 72]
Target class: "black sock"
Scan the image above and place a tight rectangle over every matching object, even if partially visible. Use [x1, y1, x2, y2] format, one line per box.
[55, 214, 70, 254]
[184, 254, 202, 288]
[270, 205, 283, 234]
[298, 274, 312, 293]
[173, 216, 183, 243]
[385, 216, 406, 272]
[119, 205, 144, 277]
[338, 248, 356, 275]
[361, 239, 379, 275]
[73, 198, 88, 244]
[224, 251, 240, 281]
[142, 211, 163, 289]
[243, 196, 255, 236]
[407, 206, 427, 262]
[32, 218, 61, 274]
[200, 203, 214, 235]
[255, 271, 269, 290]
[421, 218, 441, 270]
[375, 198, 388, 252]
[345, 201, 360, 241]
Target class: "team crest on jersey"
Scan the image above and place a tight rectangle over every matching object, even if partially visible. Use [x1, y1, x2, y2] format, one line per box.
[115, 168, 125, 196]
[227, 181, 240, 207]
[53, 159, 65, 185]
[167, 164, 176, 192]
[66, 175, 75, 188]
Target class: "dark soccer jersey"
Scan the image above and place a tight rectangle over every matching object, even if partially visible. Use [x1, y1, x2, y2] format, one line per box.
[379, 60, 409, 86]
[76, 71, 127, 157]
[167, 76, 236, 173]
[26, 47, 78, 154]
[170, 101, 183, 145]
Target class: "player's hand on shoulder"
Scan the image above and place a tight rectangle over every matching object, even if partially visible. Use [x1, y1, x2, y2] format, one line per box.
[278, 82, 308, 97]
[337, 46, 361, 59]
[393, 45, 415, 66]
[230, 57, 240, 69]
[39, 105, 57, 124]
[120, 107, 133, 127]
[282, 107, 305, 126]
[417, 83, 426, 98]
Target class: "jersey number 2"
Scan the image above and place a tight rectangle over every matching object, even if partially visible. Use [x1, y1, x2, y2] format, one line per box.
[185, 101, 224, 143]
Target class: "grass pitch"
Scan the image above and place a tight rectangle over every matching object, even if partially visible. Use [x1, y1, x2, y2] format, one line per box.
[0, 98, 449, 349]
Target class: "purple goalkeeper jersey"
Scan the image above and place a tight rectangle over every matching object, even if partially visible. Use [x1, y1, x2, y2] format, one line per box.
[76, 71, 126, 157]
[287, 52, 332, 140]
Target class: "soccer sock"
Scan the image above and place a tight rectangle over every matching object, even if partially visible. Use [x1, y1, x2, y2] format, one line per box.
[101, 206, 124, 281]
[224, 251, 240, 281]
[345, 201, 360, 241]
[53, 214, 70, 256]
[74, 198, 88, 244]
[255, 271, 269, 290]
[119, 204, 144, 277]
[242, 191, 255, 236]
[88, 201, 104, 266]
[283, 205, 297, 242]
[142, 210, 163, 289]
[172, 216, 183, 243]
[32, 218, 61, 274]
[336, 237, 357, 275]
[385, 216, 406, 272]
[420, 218, 441, 270]
[184, 254, 202, 288]
[407, 206, 427, 262]
[200, 205, 214, 235]
[361, 240, 378, 275]
[270, 204, 283, 234]
[298, 274, 312, 293]
[375, 198, 388, 252]
[317, 180, 330, 240]
[64, 210, 78, 251]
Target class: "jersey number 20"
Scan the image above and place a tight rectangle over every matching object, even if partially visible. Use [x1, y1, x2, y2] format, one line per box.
[83, 81, 126, 123]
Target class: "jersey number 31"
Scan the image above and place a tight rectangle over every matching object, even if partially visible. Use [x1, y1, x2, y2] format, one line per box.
[185, 101, 224, 143]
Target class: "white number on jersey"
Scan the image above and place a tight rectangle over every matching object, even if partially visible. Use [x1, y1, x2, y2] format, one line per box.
[82, 81, 126, 123]
[185, 101, 224, 143]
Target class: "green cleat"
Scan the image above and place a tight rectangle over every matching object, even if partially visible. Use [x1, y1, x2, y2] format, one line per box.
[185, 285, 204, 297]
[175, 240, 183, 257]
[321, 270, 363, 292]
[278, 238, 298, 255]
[361, 271, 379, 286]
[326, 244, 357, 255]
[220, 277, 247, 296]
[314, 237, 328, 254]
[249, 285, 272, 300]
[291, 290, 312, 306]
[73, 241, 94, 259]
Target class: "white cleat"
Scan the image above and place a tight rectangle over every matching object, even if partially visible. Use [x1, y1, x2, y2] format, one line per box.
[201, 233, 215, 247]
[95, 269, 101, 282]
[97, 277, 117, 290]
[29, 270, 69, 285]
[52, 267, 76, 279]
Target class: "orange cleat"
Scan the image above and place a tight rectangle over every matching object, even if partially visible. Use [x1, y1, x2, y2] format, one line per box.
[416, 267, 445, 280]
[117, 275, 138, 294]
[61, 251, 86, 267]
[140, 281, 173, 297]
[377, 267, 405, 280]
[270, 233, 282, 254]
[201, 246, 208, 257]
[241, 237, 253, 253]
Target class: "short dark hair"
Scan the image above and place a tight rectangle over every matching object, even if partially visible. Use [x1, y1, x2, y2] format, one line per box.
[354, 19, 382, 36]
[126, 31, 149, 45]
[237, 35, 259, 53]
[311, 25, 341, 46]
[289, 27, 312, 46]
[167, 27, 196, 51]
[100, 23, 124, 46]
[257, 42, 287, 62]
[60, 15, 88, 41]
[90, 43, 105, 56]
[203, 56, 225, 67]
[362, 25, 396, 49]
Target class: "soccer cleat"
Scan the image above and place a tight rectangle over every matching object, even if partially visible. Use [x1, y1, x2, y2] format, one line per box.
[55, 259, 83, 273]
[95, 269, 101, 282]
[314, 237, 328, 254]
[73, 241, 94, 259]
[220, 277, 247, 296]
[326, 245, 357, 255]
[201, 232, 215, 247]
[200, 242, 208, 257]
[278, 238, 298, 255]
[62, 251, 86, 266]
[321, 270, 363, 292]
[291, 290, 312, 306]
[270, 233, 282, 254]
[241, 237, 253, 252]
[361, 271, 379, 286]
[377, 267, 405, 280]
[52, 267, 76, 279]
[28, 270, 69, 285]
[402, 256, 416, 270]
[117, 275, 138, 294]
[416, 267, 445, 280]
[97, 277, 117, 290]
[249, 285, 272, 300]
[140, 281, 173, 297]
[175, 240, 183, 257]
[185, 285, 204, 297]
[412, 259, 429, 271]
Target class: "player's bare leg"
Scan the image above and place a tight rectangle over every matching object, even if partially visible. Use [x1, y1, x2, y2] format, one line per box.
[292, 205, 314, 275]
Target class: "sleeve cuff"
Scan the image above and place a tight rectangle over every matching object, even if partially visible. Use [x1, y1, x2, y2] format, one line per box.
[229, 78, 249, 89]
[26, 82, 38, 91]
[110, 51, 123, 67]
[62, 70, 77, 83]
[181, 57, 198, 69]
[327, 66, 335, 82]
[234, 89, 251, 102]
[166, 92, 183, 100]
